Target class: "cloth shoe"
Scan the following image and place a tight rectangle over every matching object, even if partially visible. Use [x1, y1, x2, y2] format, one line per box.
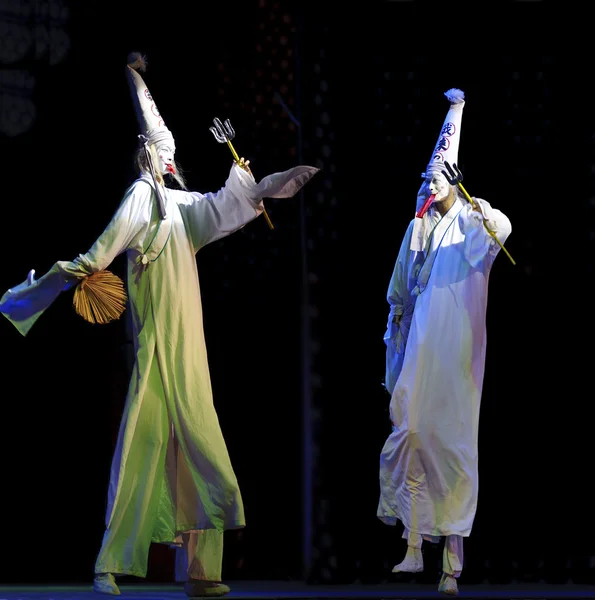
[93, 573, 120, 596]
[392, 547, 423, 573]
[438, 572, 459, 596]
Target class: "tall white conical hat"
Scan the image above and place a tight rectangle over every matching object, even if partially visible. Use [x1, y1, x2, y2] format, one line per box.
[126, 52, 175, 150]
[411, 88, 465, 250]
[125, 52, 171, 220]
[424, 88, 465, 175]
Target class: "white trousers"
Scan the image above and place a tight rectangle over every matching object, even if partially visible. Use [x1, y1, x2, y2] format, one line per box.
[174, 530, 224, 582]
[406, 531, 463, 577]
[96, 528, 223, 582]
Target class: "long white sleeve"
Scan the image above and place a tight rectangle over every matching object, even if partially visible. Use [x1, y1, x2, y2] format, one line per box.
[178, 164, 319, 252]
[0, 181, 152, 335]
[384, 222, 416, 396]
[459, 197, 512, 267]
[57, 182, 152, 278]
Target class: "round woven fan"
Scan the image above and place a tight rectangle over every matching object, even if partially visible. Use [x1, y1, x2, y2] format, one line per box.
[73, 270, 127, 325]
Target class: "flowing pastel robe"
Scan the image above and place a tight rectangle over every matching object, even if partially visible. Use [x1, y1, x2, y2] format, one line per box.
[378, 197, 511, 539]
[1, 163, 318, 577]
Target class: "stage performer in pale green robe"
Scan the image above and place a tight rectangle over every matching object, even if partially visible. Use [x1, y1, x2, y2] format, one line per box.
[0, 53, 318, 598]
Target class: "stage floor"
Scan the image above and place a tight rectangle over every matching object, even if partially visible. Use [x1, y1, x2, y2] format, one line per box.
[2, 581, 595, 600]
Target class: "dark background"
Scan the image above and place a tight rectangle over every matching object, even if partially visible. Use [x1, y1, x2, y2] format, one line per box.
[0, 0, 592, 588]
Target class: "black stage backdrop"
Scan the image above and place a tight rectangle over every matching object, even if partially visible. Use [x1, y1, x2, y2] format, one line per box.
[0, 0, 592, 587]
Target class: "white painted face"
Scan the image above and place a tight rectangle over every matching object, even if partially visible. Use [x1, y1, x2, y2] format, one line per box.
[417, 169, 450, 204]
[156, 143, 176, 175]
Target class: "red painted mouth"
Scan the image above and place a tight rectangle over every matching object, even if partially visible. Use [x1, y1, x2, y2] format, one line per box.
[166, 164, 176, 175]
[416, 194, 435, 218]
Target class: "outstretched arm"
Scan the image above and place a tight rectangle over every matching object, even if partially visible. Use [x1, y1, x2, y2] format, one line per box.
[0, 181, 151, 335]
[57, 181, 151, 278]
[178, 163, 319, 252]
